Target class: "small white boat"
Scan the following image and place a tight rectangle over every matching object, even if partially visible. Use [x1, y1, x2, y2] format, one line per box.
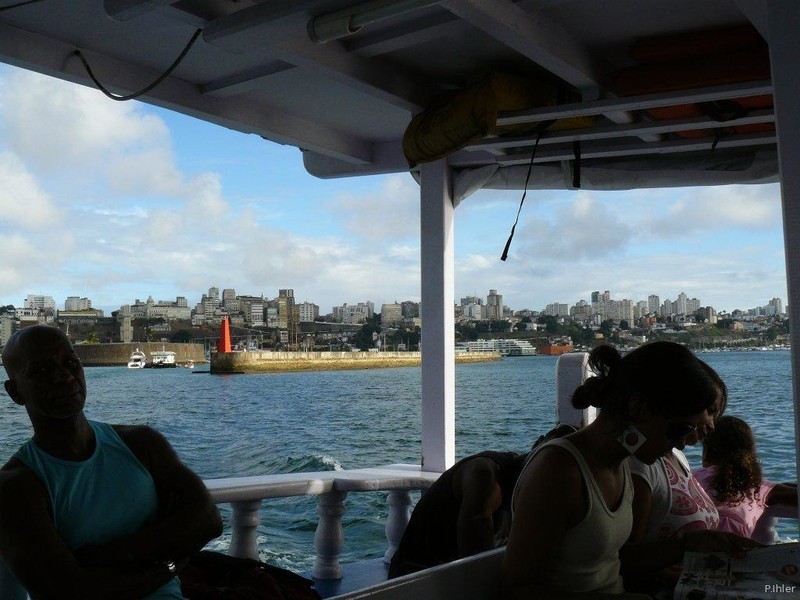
[127, 349, 146, 369]
[146, 350, 177, 368]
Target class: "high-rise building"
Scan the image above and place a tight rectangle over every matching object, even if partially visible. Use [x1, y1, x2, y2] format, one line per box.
[648, 295, 660, 315]
[24, 294, 55, 311]
[0, 314, 17, 346]
[278, 289, 296, 330]
[381, 303, 403, 326]
[676, 292, 688, 316]
[401, 301, 420, 318]
[65, 296, 92, 311]
[591, 291, 600, 304]
[486, 289, 503, 320]
[333, 302, 374, 324]
[768, 297, 784, 315]
[298, 302, 319, 323]
[221, 289, 237, 310]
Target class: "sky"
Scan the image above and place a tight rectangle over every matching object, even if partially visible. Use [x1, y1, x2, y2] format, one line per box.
[0, 65, 789, 316]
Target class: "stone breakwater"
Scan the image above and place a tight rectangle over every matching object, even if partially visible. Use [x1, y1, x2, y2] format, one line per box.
[74, 342, 206, 366]
[210, 351, 502, 373]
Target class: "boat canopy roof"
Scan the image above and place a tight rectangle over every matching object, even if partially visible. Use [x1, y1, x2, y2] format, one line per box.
[0, 0, 780, 193]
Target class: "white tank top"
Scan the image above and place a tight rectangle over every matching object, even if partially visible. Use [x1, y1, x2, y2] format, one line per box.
[513, 438, 633, 594]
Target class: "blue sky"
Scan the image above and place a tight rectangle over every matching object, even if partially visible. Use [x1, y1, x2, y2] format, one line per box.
[0, 65, 788, 316]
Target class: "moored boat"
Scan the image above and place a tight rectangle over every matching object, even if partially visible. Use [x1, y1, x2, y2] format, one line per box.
[145, 350, 177, 368]
[126, 348, 146, 369]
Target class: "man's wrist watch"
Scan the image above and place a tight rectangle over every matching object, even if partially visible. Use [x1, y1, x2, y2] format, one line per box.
[160, 559, 177, 575]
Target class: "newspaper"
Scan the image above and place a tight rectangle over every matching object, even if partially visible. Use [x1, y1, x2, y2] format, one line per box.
[674, 543, 800, 600]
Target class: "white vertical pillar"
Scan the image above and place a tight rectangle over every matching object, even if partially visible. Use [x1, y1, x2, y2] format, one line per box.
[228, 499, 262, 560]
[420, 159, 456, 473]
[313, 490, 347, 579]
[383, 489, 413, 563]
[766, 0, 800, 524]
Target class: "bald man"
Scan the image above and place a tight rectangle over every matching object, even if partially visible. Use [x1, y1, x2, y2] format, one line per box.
[0, 325, 222, 600]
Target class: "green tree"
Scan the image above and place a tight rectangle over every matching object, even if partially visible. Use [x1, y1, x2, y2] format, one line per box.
[170, 330, 194, 343]
[717, 318, 735, 330]
[537, 316, 558, 334]
[619, 320, 630, 330]
[600, 320, 615, 336]
[351, 314, 382, 350]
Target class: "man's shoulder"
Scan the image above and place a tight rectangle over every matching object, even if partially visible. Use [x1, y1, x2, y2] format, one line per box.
[0, 458, 45, 506]
[110, 423, 164, 445]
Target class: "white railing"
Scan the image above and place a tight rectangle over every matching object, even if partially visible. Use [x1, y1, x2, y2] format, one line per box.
[204, 463, 797, 584]
[204, 464, 441, 579]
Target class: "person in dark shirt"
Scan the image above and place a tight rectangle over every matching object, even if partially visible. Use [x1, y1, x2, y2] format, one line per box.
[388, 450, 527, 578]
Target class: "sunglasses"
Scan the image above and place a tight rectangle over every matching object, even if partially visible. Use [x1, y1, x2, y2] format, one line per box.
[665, 421, 697, 443]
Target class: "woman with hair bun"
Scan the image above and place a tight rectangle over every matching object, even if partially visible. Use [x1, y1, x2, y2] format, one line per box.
[694, 415, 797, 538]
[503, 342, 759, 600]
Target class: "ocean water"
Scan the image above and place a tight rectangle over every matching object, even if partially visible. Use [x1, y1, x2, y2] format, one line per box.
[0, 351, 796, 570]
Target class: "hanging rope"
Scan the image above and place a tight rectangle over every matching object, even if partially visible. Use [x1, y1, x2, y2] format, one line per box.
[500, 125, 551, 261]
[73, 28, 202, 102]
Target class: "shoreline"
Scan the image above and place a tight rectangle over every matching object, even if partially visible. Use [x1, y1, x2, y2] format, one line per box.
[210, 350, 502, 373]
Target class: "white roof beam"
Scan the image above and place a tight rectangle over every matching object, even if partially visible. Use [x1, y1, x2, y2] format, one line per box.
[203, 4, 433, 111]
[493, 132, 776, 166]
[202, 61, 297, 98]
[274, 38, 431, 111]
[104, 0, 178, 21]
[497, 80, 774, 126]
[470, 109, 775, 153]
[344, 11, 461, 57]
[0, 20, 374, 165]
[734, 0, 769, 40]
[444, 0, 602, 93]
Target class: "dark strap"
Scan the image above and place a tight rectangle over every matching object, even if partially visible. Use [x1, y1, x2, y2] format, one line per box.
[500, 120, 554, 261]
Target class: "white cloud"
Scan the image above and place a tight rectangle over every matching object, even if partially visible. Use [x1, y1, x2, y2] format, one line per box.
[512, 192, 634, 260]
[1, 70, 169, 173]
[647, 184, 780, 237]
[327, 175, 419, 243]
[0, 152, 60, 228]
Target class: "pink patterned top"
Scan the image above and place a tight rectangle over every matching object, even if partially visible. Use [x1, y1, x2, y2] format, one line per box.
[630, 449, 719, 540]
[693, 465, 776, 538]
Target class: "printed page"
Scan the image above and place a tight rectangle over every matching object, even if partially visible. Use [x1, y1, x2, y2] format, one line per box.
[674, 543, 799, 600]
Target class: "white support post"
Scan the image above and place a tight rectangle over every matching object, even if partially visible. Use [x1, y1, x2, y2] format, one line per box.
[313, 490, 347, 579]
[228, 499, 263, 560]
[420, 159, 456, 473]
[383, 490, 413, 563]
[766, 0, 800, 526]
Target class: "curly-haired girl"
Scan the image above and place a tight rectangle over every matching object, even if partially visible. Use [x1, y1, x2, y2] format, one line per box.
[694, 415, 797, 538]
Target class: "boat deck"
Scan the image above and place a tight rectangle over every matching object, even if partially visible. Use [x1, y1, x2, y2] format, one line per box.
[311, 559, 389, 598]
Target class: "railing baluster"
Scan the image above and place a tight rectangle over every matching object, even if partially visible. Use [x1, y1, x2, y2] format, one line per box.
[229, 499, 263, 560]
[313, 490, 348, 579]
[384, 490, 412, 563]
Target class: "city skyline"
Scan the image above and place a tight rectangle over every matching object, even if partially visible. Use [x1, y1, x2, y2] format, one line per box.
[8, 286, 785, 320]
[0, 66, 788, 317]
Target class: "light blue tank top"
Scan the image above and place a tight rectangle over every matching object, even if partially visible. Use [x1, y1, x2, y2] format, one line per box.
[14, 420, 184, 599]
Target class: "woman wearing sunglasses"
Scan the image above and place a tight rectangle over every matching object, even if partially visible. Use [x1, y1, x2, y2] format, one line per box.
[504, 342, 757, 600]
[622, 357, 761, 596]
